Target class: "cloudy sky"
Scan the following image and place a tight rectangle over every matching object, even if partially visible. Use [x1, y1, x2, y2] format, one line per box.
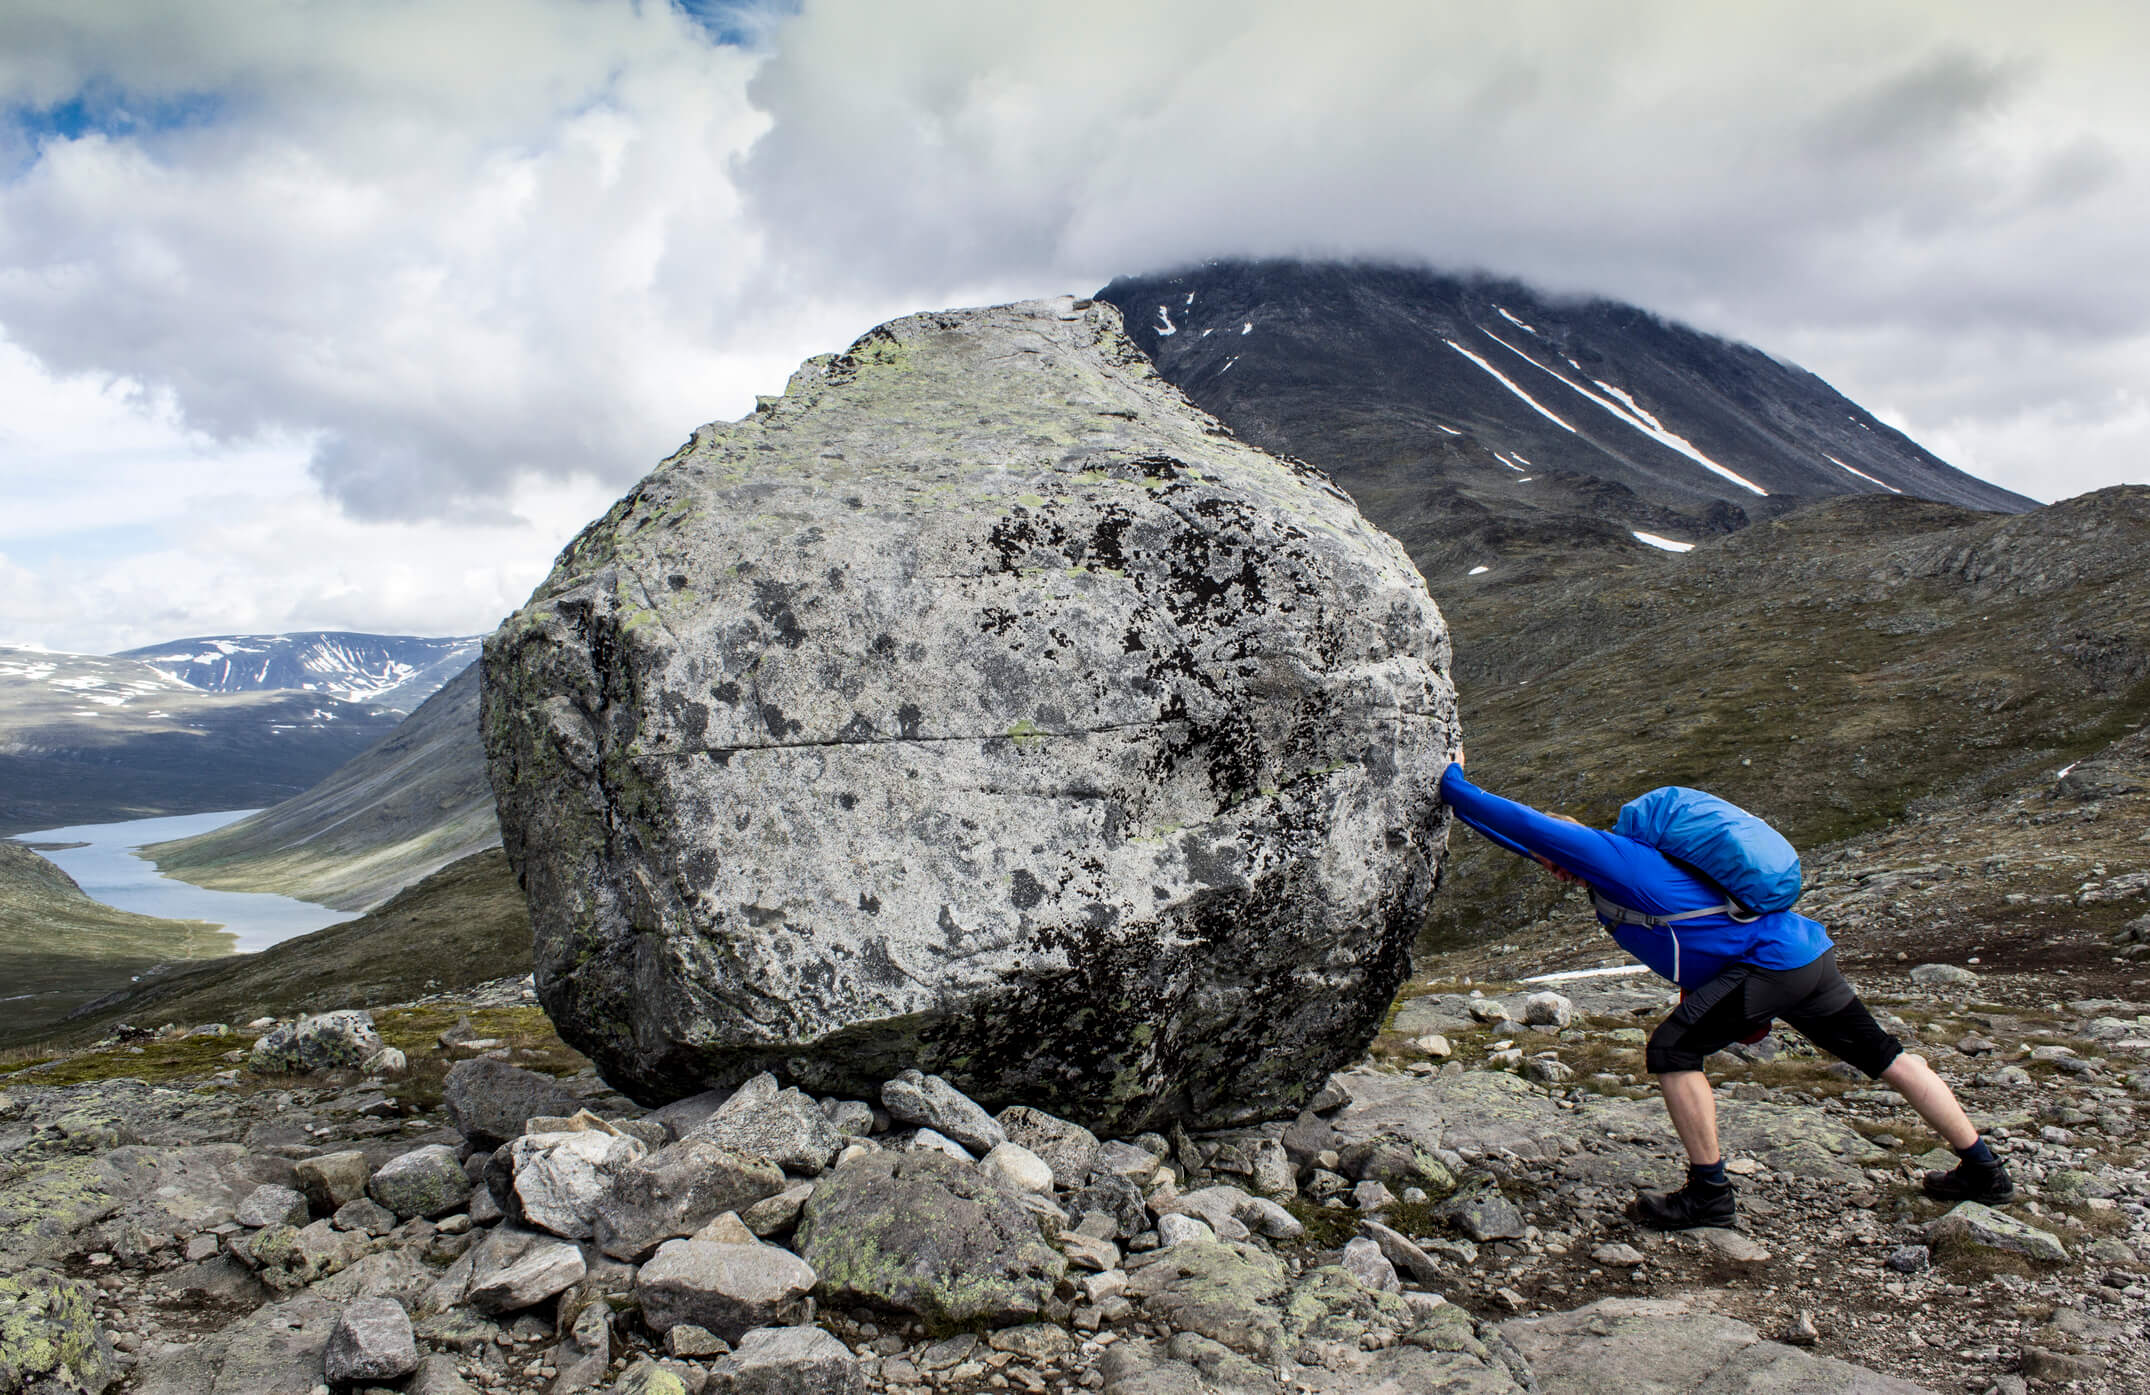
[2, 0, 2144, 653]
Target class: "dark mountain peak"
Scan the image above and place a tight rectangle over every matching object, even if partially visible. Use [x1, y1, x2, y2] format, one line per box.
[1097, 259, 2033, 584]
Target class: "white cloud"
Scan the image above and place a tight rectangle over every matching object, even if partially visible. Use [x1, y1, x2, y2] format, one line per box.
[0, 0, 2145, 653]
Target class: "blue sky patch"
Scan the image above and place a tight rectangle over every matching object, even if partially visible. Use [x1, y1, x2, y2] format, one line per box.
[674, 0, 799, 48]
[9, 82, 225, 149]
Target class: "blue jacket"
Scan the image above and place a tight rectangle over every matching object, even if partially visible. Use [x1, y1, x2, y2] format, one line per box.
[1439, 764, 1832, 989]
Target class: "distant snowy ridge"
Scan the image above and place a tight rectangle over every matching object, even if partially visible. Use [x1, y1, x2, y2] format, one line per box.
[116, 631, 483, 713]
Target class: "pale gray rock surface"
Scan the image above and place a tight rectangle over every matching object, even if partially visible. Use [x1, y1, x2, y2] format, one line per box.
[501, 1127, 648, 1240]
[592, 1137, 788, 1260]
[234, 1183, 309, 1229]
[995, 1106, 1101, 1190]
[1500, 1296, 1937, 1393]
[466, 1239, 587, 1315]
[1928, 1201, 2069, 1263]
[483, 296, 1457, 1132]
[691, 1073, 845, 1175]
[323, 1295, 419, 1384]
[635, 1238, 817, 1339]
[708, 1325, 864, 1395]
[881, 1071, 1007, 1155]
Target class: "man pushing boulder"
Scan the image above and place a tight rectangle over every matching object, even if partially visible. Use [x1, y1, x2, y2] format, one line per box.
[1437, 749, 2012, 1230]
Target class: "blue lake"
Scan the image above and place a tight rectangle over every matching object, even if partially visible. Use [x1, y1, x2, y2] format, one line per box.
[16, 810, 360, 953]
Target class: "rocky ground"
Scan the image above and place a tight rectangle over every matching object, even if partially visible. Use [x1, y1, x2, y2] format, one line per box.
[1, 951, 2142, 1395]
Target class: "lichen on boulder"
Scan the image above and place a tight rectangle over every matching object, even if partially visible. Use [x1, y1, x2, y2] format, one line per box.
[0, 1267, 116, 1395]
[483, 296, 1458, 1132]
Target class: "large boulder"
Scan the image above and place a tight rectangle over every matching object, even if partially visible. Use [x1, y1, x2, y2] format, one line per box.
[248, 1011, 383, 1074]
[483, 297, 1458, 1133]
[0, 1268, 116, 1395]
[792, 1149, 1065, 1325]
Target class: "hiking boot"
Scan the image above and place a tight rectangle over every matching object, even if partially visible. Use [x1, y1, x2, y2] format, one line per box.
[1923, 1159, 2014, 1204]
[1632, 1180, 1736, 1231]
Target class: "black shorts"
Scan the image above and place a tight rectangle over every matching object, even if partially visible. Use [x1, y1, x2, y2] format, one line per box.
[1645, 949, 1902, 1078]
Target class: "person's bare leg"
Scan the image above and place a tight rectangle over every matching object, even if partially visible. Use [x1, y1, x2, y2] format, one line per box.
[1658, 1070, 1722, 1165]
[1881, 1052, 1978, 1149]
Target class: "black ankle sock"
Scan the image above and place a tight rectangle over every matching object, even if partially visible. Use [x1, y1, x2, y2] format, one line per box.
[1956, 1138, 1998, 1168]
[1687, 1159, 1729, 1189]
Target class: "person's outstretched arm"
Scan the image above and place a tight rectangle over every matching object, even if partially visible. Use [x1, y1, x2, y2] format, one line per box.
[1439, 762, 1654, 890]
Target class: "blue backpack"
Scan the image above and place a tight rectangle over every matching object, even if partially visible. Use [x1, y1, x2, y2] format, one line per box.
[1606, 786, 1803, 922]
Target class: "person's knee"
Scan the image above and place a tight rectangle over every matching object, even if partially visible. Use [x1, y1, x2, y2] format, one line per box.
[1645, 1029, 1705, 1077]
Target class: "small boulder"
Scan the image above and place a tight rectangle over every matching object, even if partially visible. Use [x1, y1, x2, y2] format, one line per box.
[0, 1268, 116, 1395]
[1929, 1202, 2068, 1263]
[369, 1144, 474, 1220]
[1909, 963, 1979, 990]
[994, 1106, 1100, 1190]
[325, 1296, 419, 1384]
[248, 1010, 384, 1074]
[594, 1138, 789, 1261]
[502, 1127, 648, 1240]
[881, 1071, 1007, 1155]
[635, 1238, 817, 1340]
[442, 1059, 580, 1150]
[980, 1142, 1055, 1195]
[294, 1150, 373, 1212]
[1340, 1236, 1401, 1293]
[1437, 1175, 1525, 1242]
[793, 1149, 1065, 1325]
[691, 1073, 845, 1176]
[234, 1183, 310, 1229]
[708, 1324, 864, 1395]
[467, 1240, 588, 1315]
[1521, 992, 1575, 1028]
[1155, 1213, 1216, 1248]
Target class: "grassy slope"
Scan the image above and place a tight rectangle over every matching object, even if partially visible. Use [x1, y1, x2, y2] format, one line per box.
[1418, 487, 2150, 950]
[144, 662, 499, 911]
[0, 841, 233, 1040]
[29, 847, 531, 1047]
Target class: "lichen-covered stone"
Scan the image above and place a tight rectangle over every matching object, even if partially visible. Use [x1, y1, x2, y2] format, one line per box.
[0, 1268, 115, 1395]
[248, 1011, 383, 1074]
[482, 297, 1457, 1134]
[367, 1145, 472, 1220]
[592, 1139, 788, 1261]
[793, 1149, 1066, 1325]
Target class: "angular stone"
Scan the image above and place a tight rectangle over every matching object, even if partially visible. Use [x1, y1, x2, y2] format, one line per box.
[332, 1197, 398, 1236]
[0, 1268, 116, 1395]
[1340, 1236, 1401, 1293]
[502, 1127, 648, 1239]
[668, 1324, 730, 1359]
[615, 1358, 692, 1395]
[1928, 1201, 2068, 1263]
[691, 1073, 846, 1175]
[1360, 1220, 1443, 1285]
[635, 1238, 817, 1339]
[442, 1059, 580, 1150]
[1066, 1171, 1148, 1240]
[651, 1087, 737, 1141]
[294, 1149, 372, 1212]
[1163, 1185, 1303, 1241]
[325, 1295, 419, 1384]
[467, 1240, 588, 1315]
[793, 1149, 1066, 1325]
[1156, 1213, 1216, 1248]
[407, 1353, 478, 1395]
[369, 1144, 474, 1220]
[248, 1010, 383, 1074]
[882, 1071, 1007, 1155]
[593, 1138, 788, 1261]
[1437, 1175, 1524, 1242]
[710, 1326, 864, 1395]
[1590, 1242, 1646, 1268]
[995, 1107, 1101, 1190]
[482, 298, 1457, 1135]
[234, 1183, 310, 1229]
[742, 1182, 816, 1239]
